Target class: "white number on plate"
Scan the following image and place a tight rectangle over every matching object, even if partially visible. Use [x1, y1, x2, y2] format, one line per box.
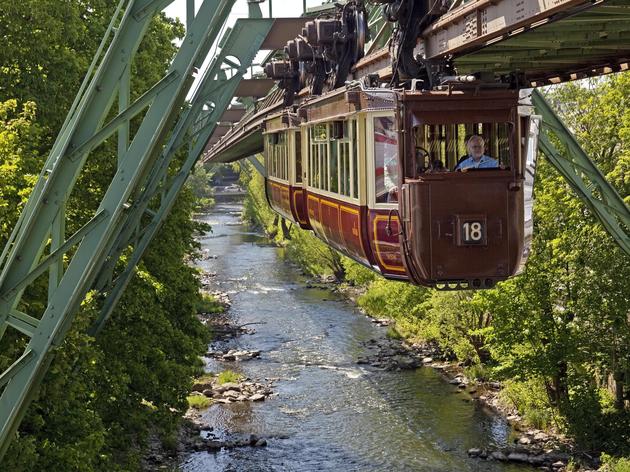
[463, 222, 483, 242]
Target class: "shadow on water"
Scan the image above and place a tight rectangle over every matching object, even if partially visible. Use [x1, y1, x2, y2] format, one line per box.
[182, 197, 532, 472]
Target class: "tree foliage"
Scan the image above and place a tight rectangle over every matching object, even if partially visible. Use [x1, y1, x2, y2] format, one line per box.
[0, 3, 210, 470]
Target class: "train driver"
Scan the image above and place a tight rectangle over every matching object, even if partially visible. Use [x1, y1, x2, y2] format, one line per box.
[454, 135, 498, 171]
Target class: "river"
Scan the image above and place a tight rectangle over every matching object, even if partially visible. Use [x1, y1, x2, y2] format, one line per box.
[181, 197, 530, 472]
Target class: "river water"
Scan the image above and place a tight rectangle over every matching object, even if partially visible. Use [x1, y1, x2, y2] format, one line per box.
[181, 198, 530, 472]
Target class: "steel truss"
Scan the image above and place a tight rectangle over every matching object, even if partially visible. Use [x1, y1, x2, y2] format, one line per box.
[534, 90, 630, 255]
[0, 0, 275, 459]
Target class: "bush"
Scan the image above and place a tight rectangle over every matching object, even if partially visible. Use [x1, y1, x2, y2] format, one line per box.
[342, 258, 377, 286]
[464, 363, 492, 382]
[498, 379, 555, 430]
[601, 454, 630, 472]
[195, 293, 224, 315]
[386, 326, 403, 340]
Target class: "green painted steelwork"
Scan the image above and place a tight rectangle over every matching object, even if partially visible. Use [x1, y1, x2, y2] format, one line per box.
[90, 17, 276, 335]
[453, 0, 630, 84]
[533, 89, 630, 255]
[0, 0, 273, 460]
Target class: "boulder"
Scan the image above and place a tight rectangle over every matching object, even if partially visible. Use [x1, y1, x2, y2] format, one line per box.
[220, 382, 241, 392]
[191, 382, 213, 393]
[467, 448, 482, 457]
[491, 451, 507, 461]
[507, 452, 530, 463]
[249, 393, 265, 401]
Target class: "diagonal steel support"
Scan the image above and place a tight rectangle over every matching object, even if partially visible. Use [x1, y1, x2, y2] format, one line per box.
[247, 154, 267, 177]
[90, 18, 275, 335]
[0, 0, 238, 460]
[532, 89, 630, 255]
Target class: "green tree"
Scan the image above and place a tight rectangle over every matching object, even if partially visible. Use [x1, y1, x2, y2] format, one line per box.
[1, 3, 210, 470]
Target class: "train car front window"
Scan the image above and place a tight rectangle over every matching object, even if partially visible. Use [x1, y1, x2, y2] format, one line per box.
[412, 122, 512, 174]
[374, 116, 398, 203]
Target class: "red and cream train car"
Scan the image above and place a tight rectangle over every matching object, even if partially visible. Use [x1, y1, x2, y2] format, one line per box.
[262, 85, 538, 289]
[263, 113, 310, 229]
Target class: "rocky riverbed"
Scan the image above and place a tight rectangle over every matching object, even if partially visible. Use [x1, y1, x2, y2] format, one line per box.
[176, 201, 552, 472]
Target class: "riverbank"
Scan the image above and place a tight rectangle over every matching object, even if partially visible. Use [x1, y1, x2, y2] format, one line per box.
[311, 277, 601, 472]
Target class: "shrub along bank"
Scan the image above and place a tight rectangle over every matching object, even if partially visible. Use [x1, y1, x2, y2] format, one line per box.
[240, 75, 630, 465]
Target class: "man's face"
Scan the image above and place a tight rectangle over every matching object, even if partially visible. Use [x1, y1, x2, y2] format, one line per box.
[467, 138, 485, 160]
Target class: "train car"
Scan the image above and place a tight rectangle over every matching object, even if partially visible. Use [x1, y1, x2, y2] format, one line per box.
[261, 83, 538, 289]
[262, 111, 310, 229]
[298, 86, 407, 278]
[397, 87, 537, 289]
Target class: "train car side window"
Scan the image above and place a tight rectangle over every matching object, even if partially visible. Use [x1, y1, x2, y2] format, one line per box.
[307, 120, 358, 200]
[282, 132, 288, 180]
[330, 132, 339, 193]
[352, 120, 358, 199]
[295, 131, 302, 183]
[321, 141, 328, 191]
[265, 131, 291, 181]
[374, 116, 398, 203]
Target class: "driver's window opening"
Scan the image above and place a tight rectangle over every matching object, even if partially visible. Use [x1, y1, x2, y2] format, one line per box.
[411, 122, 511, 176]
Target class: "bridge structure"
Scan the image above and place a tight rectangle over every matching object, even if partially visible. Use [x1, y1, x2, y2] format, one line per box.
[0, 0, 629, 461]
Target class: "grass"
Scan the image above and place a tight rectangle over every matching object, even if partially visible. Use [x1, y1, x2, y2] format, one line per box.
[498, 378, 555, 430]
[193, 373, 214, 384]
[216, 370, 242, 385]
[196, 293, 224, 315]
[187, 394, 212, 410]
[601, 454, 630, 472]
[464, 363, 491, 382]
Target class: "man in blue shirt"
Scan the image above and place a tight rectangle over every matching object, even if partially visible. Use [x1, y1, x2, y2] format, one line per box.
[454, 135, 498, 171]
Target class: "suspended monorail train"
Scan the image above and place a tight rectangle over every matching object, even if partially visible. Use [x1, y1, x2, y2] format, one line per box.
[262, 83, 539, 289]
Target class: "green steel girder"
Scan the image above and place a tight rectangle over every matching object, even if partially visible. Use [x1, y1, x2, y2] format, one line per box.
[90, 17, 276, 335]
[533, 89, 630, 255]
[0, 0, 240, 460]
[452, 0, 630, 81]
[365, 3, 392, 55]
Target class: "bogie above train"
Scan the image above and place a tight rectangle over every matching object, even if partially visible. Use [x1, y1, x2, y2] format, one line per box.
[262, 84, 538, 289]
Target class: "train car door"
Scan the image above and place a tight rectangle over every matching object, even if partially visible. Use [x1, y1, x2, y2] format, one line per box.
[366, 112, 407, 278]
